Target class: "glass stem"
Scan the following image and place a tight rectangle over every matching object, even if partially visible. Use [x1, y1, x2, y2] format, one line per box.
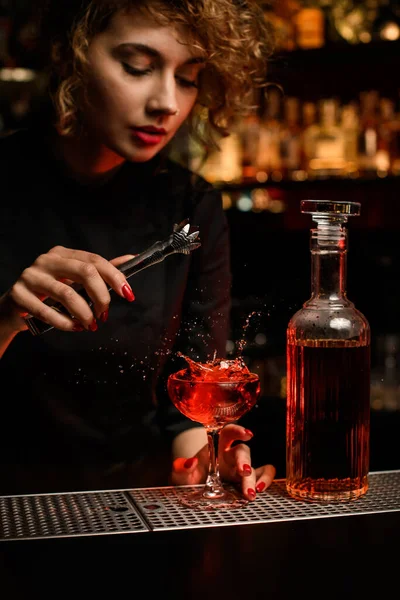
[203, 429, 225, 499]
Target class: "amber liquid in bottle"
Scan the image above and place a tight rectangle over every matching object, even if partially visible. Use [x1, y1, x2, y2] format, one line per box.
[287, 339, 370, 501]
[286, 200, 371, 503]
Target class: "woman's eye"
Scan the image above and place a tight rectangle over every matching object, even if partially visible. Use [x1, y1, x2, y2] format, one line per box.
[122, 63, 151, 76]
[122, 63, 198, 89]
[177, 77, 198, 89]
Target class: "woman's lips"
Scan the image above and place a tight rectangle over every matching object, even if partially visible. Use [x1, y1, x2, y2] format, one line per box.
[131, 128, 166, 146]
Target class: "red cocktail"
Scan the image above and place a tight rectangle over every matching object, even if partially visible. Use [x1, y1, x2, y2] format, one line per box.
[167, 355, 260, 510]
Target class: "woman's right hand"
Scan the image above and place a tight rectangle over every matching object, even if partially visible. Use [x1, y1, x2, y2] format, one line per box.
[1, 246, 136, 334]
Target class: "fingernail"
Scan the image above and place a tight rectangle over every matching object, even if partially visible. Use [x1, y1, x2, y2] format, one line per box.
[247, 488, 256, 499]
[243, 464, 252, 475]
[99, 309, 109, 323]
[244, 429, 253, 438]
[184, 458, 195, 469]
[256, 482, 266, 493]
[122, 283, 135, 302]
[73, 322, 85, 332]
[89, 319, 98, 332]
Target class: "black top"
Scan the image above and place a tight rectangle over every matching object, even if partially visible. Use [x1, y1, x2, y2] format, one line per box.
[0, 129, 231, 494]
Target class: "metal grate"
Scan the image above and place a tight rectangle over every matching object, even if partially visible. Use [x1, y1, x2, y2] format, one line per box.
[0, 490, 147, 541]
[1, 471, 399, 541]
[129, 470, 400, 531]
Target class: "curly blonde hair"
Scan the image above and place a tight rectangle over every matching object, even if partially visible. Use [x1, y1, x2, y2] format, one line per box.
[36, 0, 275, 149]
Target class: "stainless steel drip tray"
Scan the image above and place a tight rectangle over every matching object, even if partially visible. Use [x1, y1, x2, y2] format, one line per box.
[1, 470, 399, 541]
[0, 489, 148, 542]
[130, 469, 400, 531]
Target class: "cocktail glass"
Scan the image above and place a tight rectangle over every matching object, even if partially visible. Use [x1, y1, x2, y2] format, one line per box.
[167, 369, 260, 510]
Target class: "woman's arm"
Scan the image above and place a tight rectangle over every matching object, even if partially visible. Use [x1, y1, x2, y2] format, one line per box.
[171, 427, 208, 459]
[0, 293, 27, 358]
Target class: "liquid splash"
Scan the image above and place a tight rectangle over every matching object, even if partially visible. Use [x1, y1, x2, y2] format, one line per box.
[236, 310, 262, 355]
[176, 352, 252, 382]
[176, 310, 262, 382]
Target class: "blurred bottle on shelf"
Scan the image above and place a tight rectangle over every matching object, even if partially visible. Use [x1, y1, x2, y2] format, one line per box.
[279, 96, 303, 178]
[256, 86, 284, 181]
[370, 334, 400, 412]
[200, 127, 243, 184]
[357, 90, 380, 176]
[261, 0, 400, 49]
[376, 96, 396, 175]
[187, 83, 400, 185]
[238, 112, 261, 182]
[301, 101, 319, 172]
[341, 102, 360, 176]
[294, 1, 325, 48]
[389, 93, 400, 175]
[308, 98, 346, 177]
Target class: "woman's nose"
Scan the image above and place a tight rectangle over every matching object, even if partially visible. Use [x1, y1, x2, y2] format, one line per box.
[146, 77, 179, 116]
[147, 98, 179, 116]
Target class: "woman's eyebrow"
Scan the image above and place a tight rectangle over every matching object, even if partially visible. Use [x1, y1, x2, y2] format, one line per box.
[117, 42, 159, 58]
[116, 42, 206, 65]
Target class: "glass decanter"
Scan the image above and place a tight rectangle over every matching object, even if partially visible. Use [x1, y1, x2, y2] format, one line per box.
[286, 199, 371, 503]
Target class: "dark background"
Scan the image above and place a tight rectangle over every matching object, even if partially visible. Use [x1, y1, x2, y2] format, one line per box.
[1, 0, 400, 476]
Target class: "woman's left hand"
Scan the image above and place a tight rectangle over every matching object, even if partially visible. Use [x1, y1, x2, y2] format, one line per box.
[170, 423, 276, 501]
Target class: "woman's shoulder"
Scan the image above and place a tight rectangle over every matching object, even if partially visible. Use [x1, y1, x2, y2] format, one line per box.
[160, 157, 216, 194]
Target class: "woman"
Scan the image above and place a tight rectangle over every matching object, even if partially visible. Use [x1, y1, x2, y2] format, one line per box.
[0, 0, 276, 498]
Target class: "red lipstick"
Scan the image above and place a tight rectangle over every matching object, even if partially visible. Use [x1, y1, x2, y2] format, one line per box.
[131, 125, 167, 146]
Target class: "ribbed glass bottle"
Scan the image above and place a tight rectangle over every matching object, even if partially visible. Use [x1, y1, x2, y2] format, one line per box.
[286, 199, 370, 502]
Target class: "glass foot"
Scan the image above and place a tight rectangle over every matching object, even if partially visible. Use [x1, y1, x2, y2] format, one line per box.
[177, 486, 248, 511]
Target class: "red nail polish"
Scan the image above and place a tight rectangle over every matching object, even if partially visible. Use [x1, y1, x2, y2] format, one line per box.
[122, 283, 135, 302]
[256, 482, 266, 493]
[247, 488, 256, 499]
[73, 322, 84, 332]
[99, 309, 109, 323]
[184, 458, 195, 469]
[244, 429, 253, 438]
[89, 319, 98, 332]
[243, 463, 252, 475]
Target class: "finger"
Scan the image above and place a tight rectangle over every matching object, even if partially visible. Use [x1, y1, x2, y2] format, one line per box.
[110, 254, 136, 268]
[242, 468, 257, 501]
[223, 441, 251, 475]
[226, 442, 257, 500]
[46, 246, 135, 303]
[21, 267, 102, 329]
[170, 457, 201, 486]
[9, 281, 83, 332]
[254, 464, 276, 494]
[219, 423, 254, 452]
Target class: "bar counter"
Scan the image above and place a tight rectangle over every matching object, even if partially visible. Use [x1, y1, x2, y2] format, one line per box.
[0, 470, 399, 597]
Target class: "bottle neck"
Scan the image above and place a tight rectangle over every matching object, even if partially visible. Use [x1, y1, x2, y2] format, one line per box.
[307, 225, 352, 307]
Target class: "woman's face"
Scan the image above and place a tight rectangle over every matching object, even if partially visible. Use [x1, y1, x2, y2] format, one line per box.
[81, 9, 205, 163]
